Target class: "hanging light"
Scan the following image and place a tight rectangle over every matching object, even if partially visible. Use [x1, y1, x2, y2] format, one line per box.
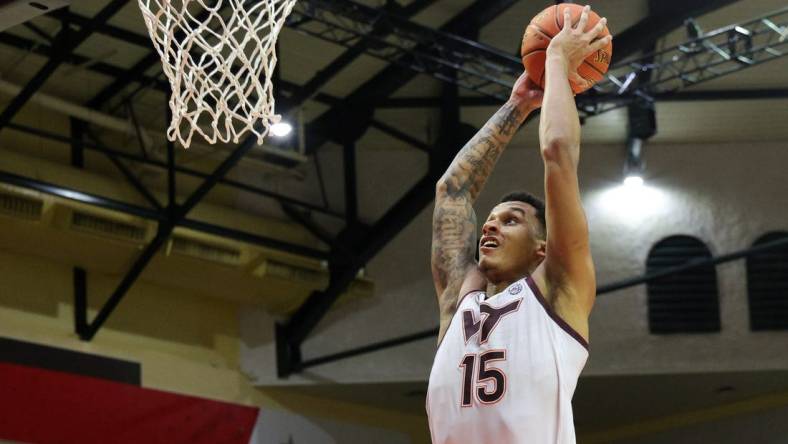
[623, 136, 646, 186]
[270, 121, 293, 137]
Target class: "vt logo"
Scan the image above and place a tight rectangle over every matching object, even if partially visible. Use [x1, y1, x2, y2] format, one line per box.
[462, 298, 521, 344]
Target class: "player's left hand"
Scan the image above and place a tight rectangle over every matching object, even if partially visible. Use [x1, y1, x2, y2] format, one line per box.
[510, 71, 543, 112]
[547, 5, 612, 85]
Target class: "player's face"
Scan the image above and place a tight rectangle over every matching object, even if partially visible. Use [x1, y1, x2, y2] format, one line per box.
[478, 201, 545, 281]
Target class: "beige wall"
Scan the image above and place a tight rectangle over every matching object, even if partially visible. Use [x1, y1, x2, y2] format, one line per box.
[242, 138, 788, 385]
[0, 248, 429, 442]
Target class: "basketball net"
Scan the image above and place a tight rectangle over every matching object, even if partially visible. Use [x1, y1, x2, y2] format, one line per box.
[137, 0, 297, 148]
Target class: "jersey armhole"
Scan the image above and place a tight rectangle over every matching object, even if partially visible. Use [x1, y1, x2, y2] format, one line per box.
[435, 289, 482, 351]
[525, 275, 590, 351]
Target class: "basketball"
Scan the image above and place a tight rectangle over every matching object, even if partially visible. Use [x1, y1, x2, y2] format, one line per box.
[521, 4, 613, 94]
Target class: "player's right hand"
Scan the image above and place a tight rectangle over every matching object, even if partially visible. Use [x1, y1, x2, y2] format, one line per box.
[510, 71, 543, 112]
[546, 5, 612, 85]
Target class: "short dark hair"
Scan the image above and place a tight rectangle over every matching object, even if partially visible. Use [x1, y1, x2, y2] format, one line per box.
[499, 191, 546, 238]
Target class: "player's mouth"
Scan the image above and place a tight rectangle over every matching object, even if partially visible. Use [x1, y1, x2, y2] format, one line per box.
[479, 236, 500, 253]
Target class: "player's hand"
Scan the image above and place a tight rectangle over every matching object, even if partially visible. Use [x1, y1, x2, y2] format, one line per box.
[510, 71, 543, 112]
[547, 5, 612, 83]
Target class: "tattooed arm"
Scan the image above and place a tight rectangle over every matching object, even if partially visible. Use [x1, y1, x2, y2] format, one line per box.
[432, 73, 542, 342]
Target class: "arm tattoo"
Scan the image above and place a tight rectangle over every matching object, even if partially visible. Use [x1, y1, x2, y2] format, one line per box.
[431, 102, 528, 297]
[442, 102, 525, 199]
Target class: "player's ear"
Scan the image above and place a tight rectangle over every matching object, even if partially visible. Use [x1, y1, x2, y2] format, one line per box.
[535, 238, 547, 260]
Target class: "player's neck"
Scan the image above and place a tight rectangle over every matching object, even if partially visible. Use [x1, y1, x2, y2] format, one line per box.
[488, 278, 519, 296]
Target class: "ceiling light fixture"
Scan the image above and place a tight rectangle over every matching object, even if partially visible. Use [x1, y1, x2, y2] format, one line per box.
[270, 121, 293, 137]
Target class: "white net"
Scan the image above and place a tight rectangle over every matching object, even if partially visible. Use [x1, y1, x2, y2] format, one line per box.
[137, 0, 297, 148]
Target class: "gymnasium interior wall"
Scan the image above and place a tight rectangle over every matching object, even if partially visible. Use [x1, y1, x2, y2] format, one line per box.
[0, 102, 427, 443]
[243, 131, 788, 383]
[4, 92, 788, 443]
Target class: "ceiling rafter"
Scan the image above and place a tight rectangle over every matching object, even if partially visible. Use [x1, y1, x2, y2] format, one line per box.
[0, 0, 128, 130]
[302, 0, 521, 154]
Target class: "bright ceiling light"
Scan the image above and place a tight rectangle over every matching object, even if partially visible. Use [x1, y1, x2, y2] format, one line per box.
[594, 182, 668, 225]
[270, 122, 293, 137]
[623, 175, 644, 188]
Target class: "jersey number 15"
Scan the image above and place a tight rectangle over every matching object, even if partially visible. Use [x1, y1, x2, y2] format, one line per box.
[459, 350, 506, 406]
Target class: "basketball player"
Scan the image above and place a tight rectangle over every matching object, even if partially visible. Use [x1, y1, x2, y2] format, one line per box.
[426, 6, 611, 443]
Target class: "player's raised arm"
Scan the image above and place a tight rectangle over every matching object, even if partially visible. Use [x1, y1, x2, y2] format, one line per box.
[537, 6, 611, 316]
[432, 73, 541, 339]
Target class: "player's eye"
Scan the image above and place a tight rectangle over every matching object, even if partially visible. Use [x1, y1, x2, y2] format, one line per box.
[505, 218, 517, 225]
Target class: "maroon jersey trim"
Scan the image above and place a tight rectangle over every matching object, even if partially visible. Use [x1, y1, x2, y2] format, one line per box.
[525, 276, 590, 351]
[435, 289, 484, 351]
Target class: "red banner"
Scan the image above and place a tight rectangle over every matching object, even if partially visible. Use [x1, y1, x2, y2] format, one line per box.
[0, 362, 259, 444]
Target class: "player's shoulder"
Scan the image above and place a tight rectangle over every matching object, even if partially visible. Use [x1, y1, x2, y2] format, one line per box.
[458, 266, 486, 302]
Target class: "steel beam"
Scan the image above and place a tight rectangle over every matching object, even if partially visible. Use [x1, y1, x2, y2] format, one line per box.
[69, 118, 85, 168]
[75, 134, 292, 339]
[376, 89, 788, 108]
[302, 0, 520, 153]
[614, 0, 742, 62]
[280, 203, 339, 254]
[343, 141, 358, 223]
[275, 68, 469, 377]
[91, 133, 163, 211]
[86, 52, 160, 109]
[167, 128, 176, 208]
[52, 9, 153, 48]
[5, 121, 342, 219]
[0, 0, 128, 129]
[368, 120, 430, 151]
[655, 89, 788, 101]
[283, 0, 437, 111]
[73, 267, 87, 338]
[0, 33, 170, 94]
[85, 6, 221, 110]
[299, 327, 439, 369]
[0, 170, 328, 260]
[276, 173, 439, 375]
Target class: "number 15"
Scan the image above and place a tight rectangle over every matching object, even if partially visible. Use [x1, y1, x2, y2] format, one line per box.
[459, 350, 507, 407]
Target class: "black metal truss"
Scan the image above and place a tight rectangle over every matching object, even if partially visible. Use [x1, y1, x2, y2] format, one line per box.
[84, 5, 228, 111]
[303, 0, 520, 153]
[0, 131, 329, 340]
[299, 233, 788, 370]
[0, 0, 127, 130]
[612, 0, 741, 63]
[274, 68, 476, 378]
[281, 0, 437, 112]
[5, 120, 343, 219]
[373, 88, 788, 108]
[0, 169, 326, 260]
[288, 0, 521, 105]
[590, 5, 788, 115]
[0, 33, 171, 93]
[291, 0, 787, 120]
[0, 30, 417, 155]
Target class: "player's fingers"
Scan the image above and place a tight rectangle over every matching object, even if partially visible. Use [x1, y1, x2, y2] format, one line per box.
[570, 72, 593, 90]
[562, 8, 572, 32]
[587, 34, 612, 54]
[586, 17, 607, 40]
[575, 5, 590, 32]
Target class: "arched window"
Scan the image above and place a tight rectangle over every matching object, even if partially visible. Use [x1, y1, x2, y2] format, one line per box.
[746, 232, 788, 331]
[646, 235, 720, 334]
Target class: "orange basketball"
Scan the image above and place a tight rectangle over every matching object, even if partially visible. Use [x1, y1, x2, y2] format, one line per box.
[521, 4, 613, 94]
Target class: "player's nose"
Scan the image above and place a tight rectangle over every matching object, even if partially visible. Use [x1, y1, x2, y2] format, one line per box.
[482, 220, 499, 235]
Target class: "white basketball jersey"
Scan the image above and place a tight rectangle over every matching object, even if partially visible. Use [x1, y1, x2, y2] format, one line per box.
[426, 276, 588, 444]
